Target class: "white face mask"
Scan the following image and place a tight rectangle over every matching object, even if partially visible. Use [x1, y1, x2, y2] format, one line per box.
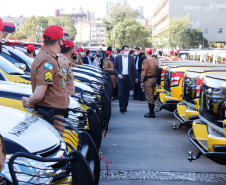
[134, 52, 138, 55]
[81, 52, 85, 56]
[124, 51, 129, 56]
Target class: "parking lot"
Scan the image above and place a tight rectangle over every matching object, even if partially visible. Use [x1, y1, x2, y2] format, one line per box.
[99, 97, 226, 185]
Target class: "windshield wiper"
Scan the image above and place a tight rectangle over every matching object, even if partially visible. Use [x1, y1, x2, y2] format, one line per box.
[9, 72, 24, 75]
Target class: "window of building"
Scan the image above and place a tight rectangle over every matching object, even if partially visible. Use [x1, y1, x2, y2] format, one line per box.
[204, 29, 208, 34]
[218, 28, 222, 33]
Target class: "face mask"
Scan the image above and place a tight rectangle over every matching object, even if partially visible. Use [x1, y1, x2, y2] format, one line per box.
[0, 42, 2, 54]
[81, 52, 84, 56]
[124, 51, 129, 56]
[134, 52, 138, 55]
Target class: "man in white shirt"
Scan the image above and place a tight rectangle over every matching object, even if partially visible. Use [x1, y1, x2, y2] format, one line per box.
[113, 45, 138, 113]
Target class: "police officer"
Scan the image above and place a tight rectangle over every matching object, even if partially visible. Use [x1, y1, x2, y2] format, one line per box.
[141, 48, 158, 118]
[0, 18, 15, 169]
[76, 47, 84, 65]
[27, 44, 36, 58]
[22, 25, 69, 136]
[58, 39, 75, 96]
[103, 51, 117, 99]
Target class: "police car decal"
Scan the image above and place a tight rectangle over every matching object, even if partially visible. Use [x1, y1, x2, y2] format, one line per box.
[44, 63, 53, 70]
[9, 115, 39, 137]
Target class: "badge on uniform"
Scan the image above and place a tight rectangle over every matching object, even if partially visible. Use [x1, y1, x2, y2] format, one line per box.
[105, 62, 107, 64]
[44, 63, 53, 70]
[143, 62, 145, 65]
[64, 76, 67, 81]
[44, 72, 52, 82]
[62, 68, 67, 73]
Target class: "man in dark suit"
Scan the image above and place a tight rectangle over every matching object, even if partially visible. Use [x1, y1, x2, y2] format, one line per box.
[113, 45, 138, 113]
[83, 50, 92, 65]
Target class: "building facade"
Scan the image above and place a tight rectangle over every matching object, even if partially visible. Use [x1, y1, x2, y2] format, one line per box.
[55, 8, 95, 23]
[75, 21, 105, 46]
[1, 16, 28, 32]
[152, 0, 226, 44]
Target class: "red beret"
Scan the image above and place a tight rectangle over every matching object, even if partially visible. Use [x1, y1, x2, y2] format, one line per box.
[63, 39, 75, 47]
[84, 48, 88, 51]
[169, 50, 174, 55]
[77, 47, 84, 52]
[43, 25, 64, 41]
[106, 51, 112, 55]
[145, 48, 152, 54]
[27, 45, 36, 52]
[175, 50, 180, 54]
[0, 18, 15, 33]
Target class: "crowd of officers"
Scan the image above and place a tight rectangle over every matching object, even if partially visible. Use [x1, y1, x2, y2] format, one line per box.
[0, 16, 182, 171]
[19, 26, 182, 122]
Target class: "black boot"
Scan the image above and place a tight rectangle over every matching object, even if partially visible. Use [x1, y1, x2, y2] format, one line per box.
[144, 104, 156, 118]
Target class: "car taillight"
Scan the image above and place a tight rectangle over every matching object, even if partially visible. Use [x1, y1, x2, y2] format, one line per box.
[171, 72, 184, 87]
[161, 69, 165, 81]
[196, 78, 203, 97]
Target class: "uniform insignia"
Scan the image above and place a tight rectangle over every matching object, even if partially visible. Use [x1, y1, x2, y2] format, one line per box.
[62, 79, 64, 86]
[105, 62, 107, 64]
[143, 62, 145, 65]
[62, 68, 67, 73]
[44, 63, 53, 70]
[44, 72, 52, 82]
[64, 76, 67, 81]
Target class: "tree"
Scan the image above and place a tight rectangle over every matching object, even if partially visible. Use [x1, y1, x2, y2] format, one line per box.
[48, 15, 76, 41]
[111, 19, 150, 48]
[164, 14, 191, 48]
[19, 16, 49, 42]
[184, 29, 209, 48]
[103, 4, 140, 47]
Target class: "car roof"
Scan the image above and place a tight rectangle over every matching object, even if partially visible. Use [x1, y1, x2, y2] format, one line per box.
[206, 72, 226, 81]
[186, 67, 226, 73]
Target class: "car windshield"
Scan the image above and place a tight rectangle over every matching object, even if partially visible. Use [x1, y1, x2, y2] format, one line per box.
[8, 47, 34, 66]
[0, 56, 24, 75]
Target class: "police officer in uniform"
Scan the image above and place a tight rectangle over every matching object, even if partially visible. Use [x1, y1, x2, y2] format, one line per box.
[76, 47, 84, 65]
[58, 39, 75, 96]
[103, 51, 117, 99]
[27, 44, 36, 58]
[141, 48, 158, 118]
[22, 25, 69, 136]
[0, 18, 15, 169]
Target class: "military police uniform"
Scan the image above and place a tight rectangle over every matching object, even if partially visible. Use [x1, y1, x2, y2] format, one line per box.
[141, 48, 158, 118]
[58, 54, 75, 96]
[0, 135, 5, 171]
[103, 57, 116, 89]
[30, 26, 69, 136]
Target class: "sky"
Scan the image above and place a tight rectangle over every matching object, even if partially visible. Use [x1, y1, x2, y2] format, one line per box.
[0, 0, 160, 19]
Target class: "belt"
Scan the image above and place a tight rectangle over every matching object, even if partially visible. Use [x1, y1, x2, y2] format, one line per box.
[146, 76, 156, 78]
[34, 105, 66, 115]
[110, 73, 115, 75]
[122, 75, 129, 76]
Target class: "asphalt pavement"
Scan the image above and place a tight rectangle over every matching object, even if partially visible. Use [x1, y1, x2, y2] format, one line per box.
[99, 96, 226, 185]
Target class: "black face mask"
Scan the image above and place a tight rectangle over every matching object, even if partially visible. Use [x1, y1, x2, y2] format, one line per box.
[0, 42, 2, 54]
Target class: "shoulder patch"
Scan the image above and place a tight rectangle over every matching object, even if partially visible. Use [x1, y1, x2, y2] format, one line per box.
[44, 63, 53, 70]
[45, 72, 52, 82]
[62, 68, 67, 73]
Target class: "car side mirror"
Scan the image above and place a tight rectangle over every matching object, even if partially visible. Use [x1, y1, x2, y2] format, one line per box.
[15, 63, 26, 71]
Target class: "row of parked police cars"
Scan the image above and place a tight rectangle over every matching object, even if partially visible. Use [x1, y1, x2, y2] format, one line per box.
[155, 48, 226, 165]
[0, 40, 113, 184]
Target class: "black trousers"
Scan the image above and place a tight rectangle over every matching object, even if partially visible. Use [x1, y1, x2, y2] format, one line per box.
[117, 75, 130, 110]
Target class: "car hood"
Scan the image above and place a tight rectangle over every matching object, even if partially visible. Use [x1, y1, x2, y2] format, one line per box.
[0, 106, 61, 154]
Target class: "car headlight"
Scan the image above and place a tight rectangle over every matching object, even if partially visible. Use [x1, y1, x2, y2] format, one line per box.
[2, 155, 53, 184]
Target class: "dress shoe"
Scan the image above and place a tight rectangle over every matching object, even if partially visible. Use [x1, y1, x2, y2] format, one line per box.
[133, 97, 140, 100]
[140, 98, 146, 101]
[120, 108, 125, 113]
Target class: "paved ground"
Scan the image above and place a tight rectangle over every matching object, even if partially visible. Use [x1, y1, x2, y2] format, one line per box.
[98, 97, 226, 185]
